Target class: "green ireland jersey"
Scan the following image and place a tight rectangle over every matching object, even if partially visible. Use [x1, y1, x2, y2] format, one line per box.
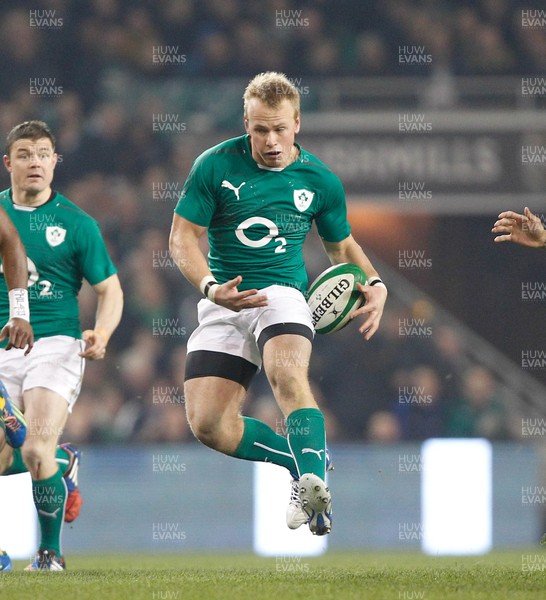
[0, 189, 117, 343]
[175, 135, 351, 292]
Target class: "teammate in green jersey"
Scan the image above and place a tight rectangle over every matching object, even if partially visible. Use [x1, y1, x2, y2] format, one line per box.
[0, 121, 124, 570]
[170, 72, 388, 535]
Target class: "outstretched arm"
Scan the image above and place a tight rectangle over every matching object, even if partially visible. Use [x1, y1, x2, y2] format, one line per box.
[492, 207, 546, 249]
[322, 234, 387, 341]
[169, 213, 267, 312]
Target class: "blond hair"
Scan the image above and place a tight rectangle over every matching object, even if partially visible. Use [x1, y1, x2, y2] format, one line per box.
[243, 72, 300, 119]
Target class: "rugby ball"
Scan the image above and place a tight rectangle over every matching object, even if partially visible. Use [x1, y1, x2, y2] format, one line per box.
[307, 263, 367, 334]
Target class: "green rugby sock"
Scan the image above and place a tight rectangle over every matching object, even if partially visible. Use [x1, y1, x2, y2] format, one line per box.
[233, 417, 297, 474]
[32, 469, 66, 556]
[2, 446, 71, 476]
[286, 408, 326, 480]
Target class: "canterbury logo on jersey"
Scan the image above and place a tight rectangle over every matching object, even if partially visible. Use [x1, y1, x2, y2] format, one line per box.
[221, 179, 246, 200]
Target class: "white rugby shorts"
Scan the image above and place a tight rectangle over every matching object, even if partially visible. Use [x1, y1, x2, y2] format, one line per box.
[187, 284, 314, 368]
[0, 335, 85, 412]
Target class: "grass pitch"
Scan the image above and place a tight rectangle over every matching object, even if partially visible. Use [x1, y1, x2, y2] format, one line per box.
[1, 551, 544, 600]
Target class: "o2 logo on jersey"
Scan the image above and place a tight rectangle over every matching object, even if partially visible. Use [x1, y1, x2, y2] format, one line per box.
[235, 216, 286, 253]
[0, 257, 57, 298]
[26, 257, 57, 297]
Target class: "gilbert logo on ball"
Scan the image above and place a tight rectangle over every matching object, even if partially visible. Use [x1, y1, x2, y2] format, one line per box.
[307, 263, 367, 334]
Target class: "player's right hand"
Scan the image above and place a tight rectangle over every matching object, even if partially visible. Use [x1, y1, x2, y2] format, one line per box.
[213, 276, 268, 312]
[0, 318, 34, 355]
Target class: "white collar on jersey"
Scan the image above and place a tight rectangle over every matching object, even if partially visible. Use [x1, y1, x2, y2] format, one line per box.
[256, 163, 285, 172]
[12, 204, 36, 212]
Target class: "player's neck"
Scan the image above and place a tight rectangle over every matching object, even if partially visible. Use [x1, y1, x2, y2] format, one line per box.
[11, 186, 53, 208]
[290, 144, 300, 164]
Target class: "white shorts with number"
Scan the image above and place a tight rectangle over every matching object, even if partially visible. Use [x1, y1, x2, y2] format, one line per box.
[187, 284, 314, 368]
[0, 335, 85, 412]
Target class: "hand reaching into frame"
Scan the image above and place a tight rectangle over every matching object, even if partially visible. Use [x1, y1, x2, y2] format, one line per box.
[492, 207, 546, 249]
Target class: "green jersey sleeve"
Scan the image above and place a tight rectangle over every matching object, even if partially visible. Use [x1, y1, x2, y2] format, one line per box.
[76, 217, 117, 285]
[314, 173, 351, 243]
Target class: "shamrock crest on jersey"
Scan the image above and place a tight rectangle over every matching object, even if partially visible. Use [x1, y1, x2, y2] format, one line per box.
[45, 225, 66, 247]
[293, 189, 314, 212]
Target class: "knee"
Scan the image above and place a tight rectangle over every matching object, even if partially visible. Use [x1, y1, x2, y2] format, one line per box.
[269, 371, 306, 403]
[268, 371, 318, 415]
[190, 422, 217, 448]
[186, 405, 242, 453]
[21, 439, 48, 473]
[186, 407, 221, 448]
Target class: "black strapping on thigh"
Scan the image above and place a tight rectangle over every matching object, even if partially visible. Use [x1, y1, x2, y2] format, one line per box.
[184, 350, 258, 390]
[257, 322, 314, 355]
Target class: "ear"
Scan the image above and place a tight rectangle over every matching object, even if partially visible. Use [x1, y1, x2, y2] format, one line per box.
[294, 115, 301, 135]
[243, 116, 250, 134]
[2, 155, 11, 173]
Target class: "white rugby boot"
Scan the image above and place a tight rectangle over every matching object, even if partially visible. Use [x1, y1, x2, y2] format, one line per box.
[286, 449, 333, 532]
[298, 473, 332, 536]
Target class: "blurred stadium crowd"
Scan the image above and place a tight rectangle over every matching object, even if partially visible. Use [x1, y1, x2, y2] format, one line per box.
[1, 0, 544, 444]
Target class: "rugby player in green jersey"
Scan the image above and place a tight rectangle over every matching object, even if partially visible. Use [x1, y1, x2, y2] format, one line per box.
[0, 121, 123, 570]
[170, 72, 388, 535]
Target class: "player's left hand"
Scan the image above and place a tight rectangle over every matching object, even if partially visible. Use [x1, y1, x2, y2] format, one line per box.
[0, 318, 34, 355]
[80, 328, 108, 360]
[349, 282, 388, 341]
